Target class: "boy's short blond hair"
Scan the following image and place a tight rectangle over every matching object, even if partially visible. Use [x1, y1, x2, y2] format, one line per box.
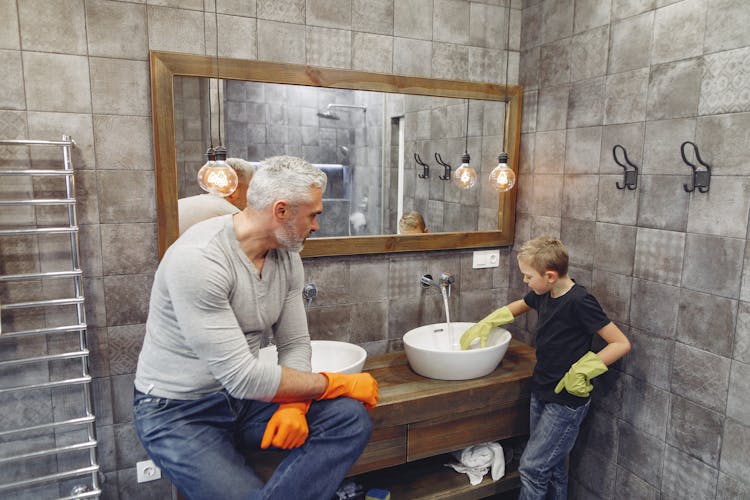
[399, 211, 427, 234]
[517, 236, 569, 276]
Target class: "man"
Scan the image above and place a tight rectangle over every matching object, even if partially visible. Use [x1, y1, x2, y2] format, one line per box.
[134, 156, 379, 500]
[177, 157, 256, 235]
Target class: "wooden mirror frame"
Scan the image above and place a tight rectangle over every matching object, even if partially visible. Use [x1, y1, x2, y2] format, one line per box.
[150, 50, 522, 258]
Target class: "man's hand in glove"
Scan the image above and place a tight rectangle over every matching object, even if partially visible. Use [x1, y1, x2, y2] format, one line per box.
[261, 401, 311, 450]
[317, 372, 379, 409]
[460, 306, 514, 350]
[554, 351, 608, 398]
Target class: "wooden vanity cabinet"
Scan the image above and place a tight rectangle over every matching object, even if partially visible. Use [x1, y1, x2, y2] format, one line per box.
[244, 340, 536, 499]
[346, 340, 535, 498]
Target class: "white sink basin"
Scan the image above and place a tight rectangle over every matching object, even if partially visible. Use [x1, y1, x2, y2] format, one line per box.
[258, 340, 367, 374]
[403, 322, 512, 380]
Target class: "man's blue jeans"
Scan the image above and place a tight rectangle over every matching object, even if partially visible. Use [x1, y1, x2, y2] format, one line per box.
[133, 389, 372, 500]
[518, 392, 590, 500]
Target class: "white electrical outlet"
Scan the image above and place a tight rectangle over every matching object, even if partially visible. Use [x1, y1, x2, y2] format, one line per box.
[472, 249, 500, 269]
[136, 459, 162, 483]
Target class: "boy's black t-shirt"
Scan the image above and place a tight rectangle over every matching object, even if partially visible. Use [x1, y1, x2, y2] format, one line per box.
[524, 284, 610, 407]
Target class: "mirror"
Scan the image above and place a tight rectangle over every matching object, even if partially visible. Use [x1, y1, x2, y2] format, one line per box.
[151, 51, 522, 258]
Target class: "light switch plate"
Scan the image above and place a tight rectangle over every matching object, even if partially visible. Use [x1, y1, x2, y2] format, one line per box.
[473, 249, 500, 269]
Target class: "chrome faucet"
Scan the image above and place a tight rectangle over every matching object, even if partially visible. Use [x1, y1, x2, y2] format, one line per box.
[303, 283, 318, 311]
[420, 272, 455, 297]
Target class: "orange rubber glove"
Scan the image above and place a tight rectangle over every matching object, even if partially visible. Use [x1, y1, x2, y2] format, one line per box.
[317, 372, 379, 409]
[260, 401, 311, 450]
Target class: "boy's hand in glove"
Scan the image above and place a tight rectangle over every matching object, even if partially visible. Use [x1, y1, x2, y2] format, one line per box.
[261, 401, 311, 450]
[460, 306, 514, 350]
[554, 352, 608, 397]
[317, 372, 379, 409]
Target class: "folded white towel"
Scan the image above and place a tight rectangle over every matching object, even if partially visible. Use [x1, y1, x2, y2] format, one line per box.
[444, 442, 505, 485]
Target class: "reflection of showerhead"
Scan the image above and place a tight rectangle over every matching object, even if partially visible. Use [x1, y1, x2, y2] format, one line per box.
[317, 110, 340, 120]
[318, 103, 367, 121]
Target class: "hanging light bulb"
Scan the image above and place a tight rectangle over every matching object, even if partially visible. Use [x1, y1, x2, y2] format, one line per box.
[453, 153, 478, 189]
[453, 100, 478, 190]
[197, 146, 238, 196]
[489, 152, 516, 192]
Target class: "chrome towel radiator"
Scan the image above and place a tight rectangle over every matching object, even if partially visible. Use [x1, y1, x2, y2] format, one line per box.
[0, 137, 100, 498]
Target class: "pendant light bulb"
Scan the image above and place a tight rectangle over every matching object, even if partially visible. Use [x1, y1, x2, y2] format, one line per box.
[453, 153, 478, 190]
[489, 152, 516, 192]
[197, 146, 238, 197]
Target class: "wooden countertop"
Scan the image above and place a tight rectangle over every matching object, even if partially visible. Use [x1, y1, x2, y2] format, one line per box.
[364, 339, 536, 428]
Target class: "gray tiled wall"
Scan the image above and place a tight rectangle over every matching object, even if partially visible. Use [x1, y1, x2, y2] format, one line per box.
[519, 0, 750, 498]
[0, 0, 520, 498]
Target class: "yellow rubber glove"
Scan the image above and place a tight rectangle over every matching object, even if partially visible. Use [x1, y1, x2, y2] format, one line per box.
[554, 352, 608, 397]
[317, 372, 379, 409]
[260, 401, 311, 450]
[460, 306, 514, 350]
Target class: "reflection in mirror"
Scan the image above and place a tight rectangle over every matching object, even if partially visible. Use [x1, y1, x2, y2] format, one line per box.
[174, 77, 507, 238]
[152, 52, 521, 257]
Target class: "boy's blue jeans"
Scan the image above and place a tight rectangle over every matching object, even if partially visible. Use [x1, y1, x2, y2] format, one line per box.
[518, 392, 591, 500]
[133, 389, 372, 500]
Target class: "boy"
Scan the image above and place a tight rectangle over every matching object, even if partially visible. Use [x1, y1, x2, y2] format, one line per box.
[460, 236, 630, 500]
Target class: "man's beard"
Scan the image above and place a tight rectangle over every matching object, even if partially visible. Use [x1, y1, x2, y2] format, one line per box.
[276, 218, 306, 253]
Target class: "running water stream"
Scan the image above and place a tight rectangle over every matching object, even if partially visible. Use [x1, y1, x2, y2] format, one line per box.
[441, 286, 458, 350]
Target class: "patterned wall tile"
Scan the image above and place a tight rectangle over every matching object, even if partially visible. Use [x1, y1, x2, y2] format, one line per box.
[671, 342, 730, 413]
[704, 0, 750, 53]
[682, 233, 744, 299]
[651, 0, 705, 65]
[696, 112, 750, 176]
[677, 288, 737, 358]
[571, 25, 608, 81]
[352, 0, 393, 35]
[661, 444, 719, 500]
[394, 0, 433, 40]
[667, 395, 723, 468]
[633, 227, 685, 286]
[736, 302, 750, 364]
[595, 222, 636, 275]
[726, 359, 750, 427]
[86, 0, 148, 60]
[617, 421, 664, 488]
[539, 38, 571, 87]
[567, 76, 605, 128]
[699, 47, 750, 115]
[608, 12, 653, 74]
[257, 0, 303, 23]
[107, 324, 146, 376]
[306, 26, 350, 69]
[146, 5, 205, 54]
[717, 471, 750, 498]
[604, 68, 649, 125]
[541, 0, 573, 44]
[18, 0, 86, 55]
[647, 58, 704, 121]
[720, 418, 750, 480]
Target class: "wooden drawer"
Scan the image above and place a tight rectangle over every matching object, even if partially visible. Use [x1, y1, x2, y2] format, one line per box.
[349, 425, 407, 475]
[407, 399, 529, 462]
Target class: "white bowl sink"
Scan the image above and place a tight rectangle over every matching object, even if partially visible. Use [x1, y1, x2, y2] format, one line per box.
[258, 340, 367, 374]
[403, 322, 512, 380]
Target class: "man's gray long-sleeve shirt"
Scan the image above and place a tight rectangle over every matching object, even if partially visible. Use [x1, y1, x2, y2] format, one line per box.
[135, 215, 311, 401]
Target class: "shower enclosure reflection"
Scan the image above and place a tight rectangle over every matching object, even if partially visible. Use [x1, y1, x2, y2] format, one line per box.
[174, 76, 507, 237]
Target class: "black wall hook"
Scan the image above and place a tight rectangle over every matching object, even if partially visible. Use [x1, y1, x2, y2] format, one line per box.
[434, 152, 452, 181]
[681, 141, 711, 193]
[414, 153, 430, 179]
[613, 144, 638, 190]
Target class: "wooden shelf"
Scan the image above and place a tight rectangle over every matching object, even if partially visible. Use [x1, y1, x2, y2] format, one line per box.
[352, 452, 521, 500]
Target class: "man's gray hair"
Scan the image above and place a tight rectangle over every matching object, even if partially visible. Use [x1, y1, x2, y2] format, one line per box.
[225, 157, 256, 184]
[247, 156, 327, 211]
